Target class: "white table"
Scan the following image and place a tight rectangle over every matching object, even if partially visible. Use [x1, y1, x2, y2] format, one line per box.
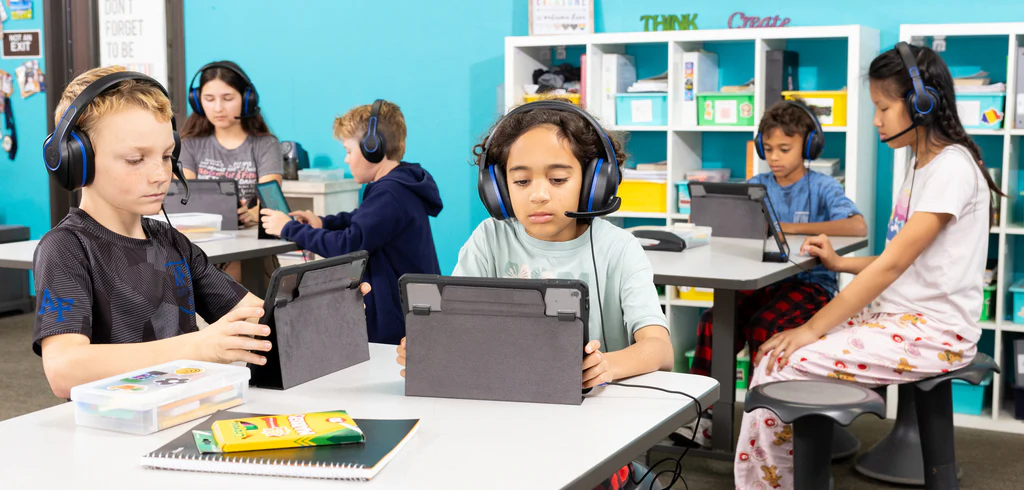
[0, 228, 298, 297]
[646, 235, 868, 459]
[0, 344, 719, 490]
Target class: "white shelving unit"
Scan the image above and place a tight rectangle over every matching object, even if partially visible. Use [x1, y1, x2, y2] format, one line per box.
[891, 23, 1024, 435]
[505, 26, 880, 360]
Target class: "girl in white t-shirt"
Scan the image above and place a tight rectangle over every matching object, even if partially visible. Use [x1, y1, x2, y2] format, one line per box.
[734, 43, 1003, 489]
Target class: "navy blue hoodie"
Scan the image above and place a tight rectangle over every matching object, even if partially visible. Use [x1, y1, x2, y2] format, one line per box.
[280, 162, 442, 344]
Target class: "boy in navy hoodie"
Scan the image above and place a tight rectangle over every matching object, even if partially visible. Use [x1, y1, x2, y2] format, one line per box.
[260, 100, 442, 345]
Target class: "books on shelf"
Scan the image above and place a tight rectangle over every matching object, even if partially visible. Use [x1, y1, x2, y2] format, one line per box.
[627, 71, 668, 93]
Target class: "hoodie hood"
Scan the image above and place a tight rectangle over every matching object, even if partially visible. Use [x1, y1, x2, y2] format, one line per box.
[372, 162, 443, 217]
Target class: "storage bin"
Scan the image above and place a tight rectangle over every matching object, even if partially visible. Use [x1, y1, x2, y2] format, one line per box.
[809, 158, 840, 177]
[955, 92, 1005, 129]
[685, 349, 750, 389]
[980, 284, 995, 322]
[677, 181, 690, 215]
[1010, 279, 1024, 324]
[298, 168, 349, 182]
[782, 90, 848, 127]
[684, 169, 731, 182]
[951, 375, 991, 415]
[615, 93, 668, 126]
[145, 212, 222, 233]
[70, 360, 249, 435]
[697, 92, 756, 126]
[523, 92, 582, 106]
[618, 179, 667, 212]
[678, 286, 714, 303]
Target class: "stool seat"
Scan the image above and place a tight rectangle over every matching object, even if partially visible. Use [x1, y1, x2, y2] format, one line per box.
[855, 353, 1000, 489]
[914, 352, 998, 391]
[745, 380, 884, 490]
[746, 380, 886, 425]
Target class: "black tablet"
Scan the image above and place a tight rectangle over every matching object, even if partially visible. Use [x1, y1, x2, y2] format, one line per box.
[688, 182, 790, 262]
[248, 251, 370, 390]
[164, 178, 240, 230]
[399, 274, 593, 404]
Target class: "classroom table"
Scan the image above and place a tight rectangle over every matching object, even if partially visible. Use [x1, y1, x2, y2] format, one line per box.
[645, 235, 869, 459]
[0, 343, 719, 490]
[0, 228, 298, 298]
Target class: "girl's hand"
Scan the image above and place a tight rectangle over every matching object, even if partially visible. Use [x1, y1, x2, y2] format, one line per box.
[801, 234, 842, 271]
[757, 326, 821, 375]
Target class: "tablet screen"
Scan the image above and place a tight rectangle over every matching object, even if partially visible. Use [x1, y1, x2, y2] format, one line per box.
[256, 180, 291, 214]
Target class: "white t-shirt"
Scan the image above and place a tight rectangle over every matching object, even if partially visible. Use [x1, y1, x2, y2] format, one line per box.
[873, 145, 990, 343]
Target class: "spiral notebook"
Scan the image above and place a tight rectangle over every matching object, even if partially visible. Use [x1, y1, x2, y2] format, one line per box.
[141, 410, 419, 481]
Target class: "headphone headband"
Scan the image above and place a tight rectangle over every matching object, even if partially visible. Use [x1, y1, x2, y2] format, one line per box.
[47, 71, 175, 169]
[188, 61, 253, 93]
[480, 100, 619, 171]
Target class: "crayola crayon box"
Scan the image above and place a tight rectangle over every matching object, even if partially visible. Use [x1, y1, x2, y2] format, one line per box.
[69, 360, 250, 435]
[209, 410, 365, 452]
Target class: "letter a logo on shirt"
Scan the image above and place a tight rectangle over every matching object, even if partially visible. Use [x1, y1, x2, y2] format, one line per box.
[38, 288, 74, 323]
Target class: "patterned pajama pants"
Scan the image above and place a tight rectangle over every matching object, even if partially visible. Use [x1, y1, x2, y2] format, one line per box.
[734, 310, 977, 490]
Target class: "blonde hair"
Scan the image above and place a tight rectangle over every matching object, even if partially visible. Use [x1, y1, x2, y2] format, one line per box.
[333, 101, 407, 161]
[54, 65, 173, 139]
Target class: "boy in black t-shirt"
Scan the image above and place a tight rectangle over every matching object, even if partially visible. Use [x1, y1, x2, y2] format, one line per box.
[35, 66, 289, 399]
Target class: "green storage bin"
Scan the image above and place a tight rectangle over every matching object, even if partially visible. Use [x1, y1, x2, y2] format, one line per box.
[980, 284, 995, 322]
[685, 349, 750, 389]
[697, 92, 756, 127]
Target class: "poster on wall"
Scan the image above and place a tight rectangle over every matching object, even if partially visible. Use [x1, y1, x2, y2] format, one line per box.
[7, 0, 30, 20]
[529, 0, 593, 36]
[16, 59, 42, 98]
[98, 0, 168, 88]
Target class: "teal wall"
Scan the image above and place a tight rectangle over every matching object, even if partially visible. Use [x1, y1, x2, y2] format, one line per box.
[0, 0, 48, 240]
[175, 1, 1024, 272]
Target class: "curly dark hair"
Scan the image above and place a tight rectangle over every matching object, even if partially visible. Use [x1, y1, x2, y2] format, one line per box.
[472, 100, 627, 171]
[758, 100, 816, 142]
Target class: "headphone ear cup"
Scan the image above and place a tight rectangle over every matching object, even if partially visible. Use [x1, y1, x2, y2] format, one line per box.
[360, 130, 386, 164]
[578, 157, 619, 214]
[189, 88, 204, 116]
[477, 164, 513, 220]
[64, 129, 95, 191]
[243, 87, 259, 117]
[755, 132, 766, 160]
[804, 130, 825, 161]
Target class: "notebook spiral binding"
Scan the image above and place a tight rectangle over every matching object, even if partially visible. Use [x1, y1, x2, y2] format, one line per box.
[142, 451, 369, 480]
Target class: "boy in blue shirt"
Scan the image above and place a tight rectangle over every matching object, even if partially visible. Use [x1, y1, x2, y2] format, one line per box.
[260, 100, 442, 345]
[678, 100, 867, 446]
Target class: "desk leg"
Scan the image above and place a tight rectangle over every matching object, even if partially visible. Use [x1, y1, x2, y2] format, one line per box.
[240, 257, 267, 299]
[710, 289, 738, 454]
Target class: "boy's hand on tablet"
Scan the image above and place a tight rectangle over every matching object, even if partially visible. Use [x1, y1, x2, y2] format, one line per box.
[260, 208, 291, 236]
[360, 282, 371, 309]
[396, 337, 407, 378]
[192, 306, 272, 365]
[582, 340, 612, 388]
[801, 234, 840, 270]
[288, 210, 322, 228]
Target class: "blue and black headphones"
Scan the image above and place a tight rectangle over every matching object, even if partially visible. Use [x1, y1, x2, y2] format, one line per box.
[187, 61, 260, 119]
[755, 99, 825, 162]
[360, 99, 387, 164]
[881, 41, 941, 144]
[43, 71, 188, 203]
[477, 100, 622, 220]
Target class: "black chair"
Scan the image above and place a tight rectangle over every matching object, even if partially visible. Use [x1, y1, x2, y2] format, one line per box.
[855, 353, 999, 488]
[745, 379, 885, 490]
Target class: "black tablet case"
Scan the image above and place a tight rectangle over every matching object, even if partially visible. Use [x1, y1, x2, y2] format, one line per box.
[248, 251, 371, 390]
[164, 178, 240, 231]
[400, 275, 588, 406]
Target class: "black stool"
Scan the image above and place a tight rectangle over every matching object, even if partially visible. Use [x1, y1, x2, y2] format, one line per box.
[745, 380, 884, 490]
[855, 353, 999, 488]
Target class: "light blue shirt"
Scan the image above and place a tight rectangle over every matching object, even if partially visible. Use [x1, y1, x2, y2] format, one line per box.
[749, 170, 862, 295]
[453, 218, 669, 352]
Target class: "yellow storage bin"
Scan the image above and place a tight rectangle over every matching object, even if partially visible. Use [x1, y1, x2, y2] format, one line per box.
[678, 286, 714, 302]
[523, 92, 582, 106]
[782, 90, 847, 127]
[618, 179, 667, 213]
